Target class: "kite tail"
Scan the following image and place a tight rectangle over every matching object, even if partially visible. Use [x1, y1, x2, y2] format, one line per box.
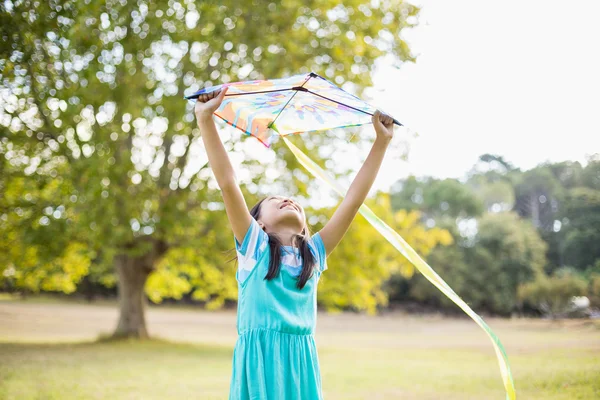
[281, 135, 516, 400]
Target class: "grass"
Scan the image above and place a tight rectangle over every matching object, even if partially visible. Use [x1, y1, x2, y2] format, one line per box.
[0, 297, 599, 399]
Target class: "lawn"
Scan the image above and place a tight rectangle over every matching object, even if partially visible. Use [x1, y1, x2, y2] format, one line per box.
[0, 296, 599, 399]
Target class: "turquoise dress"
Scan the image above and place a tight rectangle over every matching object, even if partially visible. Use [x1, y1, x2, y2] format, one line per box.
[229, 218, 328, 400]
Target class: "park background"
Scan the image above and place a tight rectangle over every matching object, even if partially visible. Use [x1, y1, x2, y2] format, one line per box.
[1, 0, 599, 399]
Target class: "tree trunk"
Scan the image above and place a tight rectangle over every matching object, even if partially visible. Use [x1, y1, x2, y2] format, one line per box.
[530, 193, 540, 228]
[112, 238, 167, 339]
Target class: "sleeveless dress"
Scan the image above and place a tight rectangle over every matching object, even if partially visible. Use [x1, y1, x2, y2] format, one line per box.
[229, 218, 328, 400]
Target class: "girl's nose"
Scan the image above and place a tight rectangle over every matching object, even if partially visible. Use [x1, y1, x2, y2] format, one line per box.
[281, 198, 298, 210]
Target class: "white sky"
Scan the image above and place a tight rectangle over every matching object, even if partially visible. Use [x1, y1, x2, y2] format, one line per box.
[366, 0, 600, 189]
[217, 0, 600, 208]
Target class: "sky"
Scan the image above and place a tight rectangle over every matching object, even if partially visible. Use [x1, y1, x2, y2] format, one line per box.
[212, 0, 600, 207]
[365, 0, 600, 190]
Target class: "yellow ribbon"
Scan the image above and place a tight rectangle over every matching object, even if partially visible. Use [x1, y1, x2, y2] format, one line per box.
[281, 135, 516, 400]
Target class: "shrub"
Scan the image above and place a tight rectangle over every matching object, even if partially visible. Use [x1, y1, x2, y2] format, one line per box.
[517, 270, 587, 318]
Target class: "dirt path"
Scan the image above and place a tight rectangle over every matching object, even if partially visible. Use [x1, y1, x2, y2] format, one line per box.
[1, 299, 598, 352]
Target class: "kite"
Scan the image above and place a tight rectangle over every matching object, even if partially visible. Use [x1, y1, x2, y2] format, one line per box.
[185, 71, 516, 400]
[185, 72, 401, 147]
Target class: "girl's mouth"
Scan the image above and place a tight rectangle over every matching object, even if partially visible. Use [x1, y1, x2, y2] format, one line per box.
[280, 203, 299, 212]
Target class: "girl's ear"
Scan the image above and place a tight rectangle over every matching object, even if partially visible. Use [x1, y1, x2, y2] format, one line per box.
[258, 221, 266, 231]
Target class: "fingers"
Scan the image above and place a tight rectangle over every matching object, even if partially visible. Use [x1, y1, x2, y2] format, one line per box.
[372, 110, 381, 124]
[381, 114, 393, 126]
[197, 93, 209, 103]
[217, 85, 229, 100]
[372, 110, 394, 126]
[196, 87, 227, 103]
[380, 113, 392, 125]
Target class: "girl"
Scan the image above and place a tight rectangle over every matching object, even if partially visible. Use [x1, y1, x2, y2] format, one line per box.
[195, 86, 394, 400]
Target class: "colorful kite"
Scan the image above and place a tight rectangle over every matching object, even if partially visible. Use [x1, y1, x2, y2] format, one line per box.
[185, 72, 402, 147]
[186, 71, 516, 400]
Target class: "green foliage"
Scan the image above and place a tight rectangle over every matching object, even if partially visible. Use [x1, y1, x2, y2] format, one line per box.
[1, 241, 93, 294]
[476, 212, 547, 277]
[469, 175, 515, 213]
[581, 158, 600, 190]
[477, 154, 515, 173]
[512, 166, 563, 232]
[585, 260, 600, 308]
[589, 275, 600, 308]
[561, 187, 600, 271]
[505, 158, 600, 274]
[0, 165, 94, 293]
[518, 269, 587, 318]
[315, 193, 452, 315]
[390, 155, 599, 316]
[406, 212, 547, 315]
[548, 160, 584, 190]
[2, 0, 598, 319]
[467, 154, 517, 212]
[0, 0, 419, 302]
[402, 242, 468, 309]
[391, 176, 484, 219]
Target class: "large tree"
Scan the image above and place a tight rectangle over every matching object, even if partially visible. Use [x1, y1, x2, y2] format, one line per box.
[561, 187, 600, 271]
[408, 212, 547, 315]
[511, 158, 600, 273]
[390, 176, 485, 221]
[0, 0, 419, 337]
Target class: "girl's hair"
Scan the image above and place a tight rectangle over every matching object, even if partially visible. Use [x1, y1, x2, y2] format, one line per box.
[227, 197, 316, 290]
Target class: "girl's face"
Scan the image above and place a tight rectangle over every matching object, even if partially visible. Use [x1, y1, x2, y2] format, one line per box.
[257, 195, 306, 234]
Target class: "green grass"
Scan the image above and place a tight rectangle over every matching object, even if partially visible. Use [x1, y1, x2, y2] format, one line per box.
[0, 297, 599, 399]
[0, 339, 233, 400]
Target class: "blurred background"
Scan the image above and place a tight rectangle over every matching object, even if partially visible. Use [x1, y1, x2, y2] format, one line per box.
[1, 0, 599, 399]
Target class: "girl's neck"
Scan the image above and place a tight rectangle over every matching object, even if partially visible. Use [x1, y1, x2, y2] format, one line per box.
[268, 227, 302, 247]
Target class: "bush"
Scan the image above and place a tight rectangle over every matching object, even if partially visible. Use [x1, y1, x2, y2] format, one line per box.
[518, 270, 588, 318]
[588, 274, 600, 308]
[583, 260, 600, 308]
[400, 212, 548, 316]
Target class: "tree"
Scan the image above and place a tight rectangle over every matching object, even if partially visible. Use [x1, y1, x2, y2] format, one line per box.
[387, 156, 600, 315]
[466, 155, 516, 213]
[512, 166, 562, 231]
[541, 158, 600, 273]
[560, 187, 600, 271]
[390, 176, 484, 221]
[314, 193, 452, 314]
[588, 261, 600, 308]
[581, 157, 600, 191]
[547, 160, 583, 190]
[0, 158, 93, 294]
[408, 212, 547, 315]
[468, 153, 516, 181]
[503, 158, 600, 274]
[0, 1, 420, 337]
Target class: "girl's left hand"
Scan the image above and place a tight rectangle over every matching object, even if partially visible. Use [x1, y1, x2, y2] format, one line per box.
[372, 110, 394, 143]
[195, 86, 229, 120]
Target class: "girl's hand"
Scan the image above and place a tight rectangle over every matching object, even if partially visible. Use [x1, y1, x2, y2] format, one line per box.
[194, 86, 229, 120]
[372, 110, 394, 143]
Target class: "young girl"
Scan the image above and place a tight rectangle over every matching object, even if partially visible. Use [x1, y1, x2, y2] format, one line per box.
[195, 86, 394, 400]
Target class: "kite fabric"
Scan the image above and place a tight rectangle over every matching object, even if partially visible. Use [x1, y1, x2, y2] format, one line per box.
[185, 71, 402, 147]
[186, 71, 516, 399]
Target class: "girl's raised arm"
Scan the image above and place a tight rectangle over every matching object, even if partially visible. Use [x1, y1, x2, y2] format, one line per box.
[318, 110, 394, 257]
[194, 87, 252, 245]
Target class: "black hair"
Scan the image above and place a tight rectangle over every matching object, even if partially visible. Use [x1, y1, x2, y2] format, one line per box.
[227, 196, 316, 290]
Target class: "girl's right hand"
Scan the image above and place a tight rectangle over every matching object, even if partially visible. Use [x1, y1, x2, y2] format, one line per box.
[194, 86, 229, 120]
